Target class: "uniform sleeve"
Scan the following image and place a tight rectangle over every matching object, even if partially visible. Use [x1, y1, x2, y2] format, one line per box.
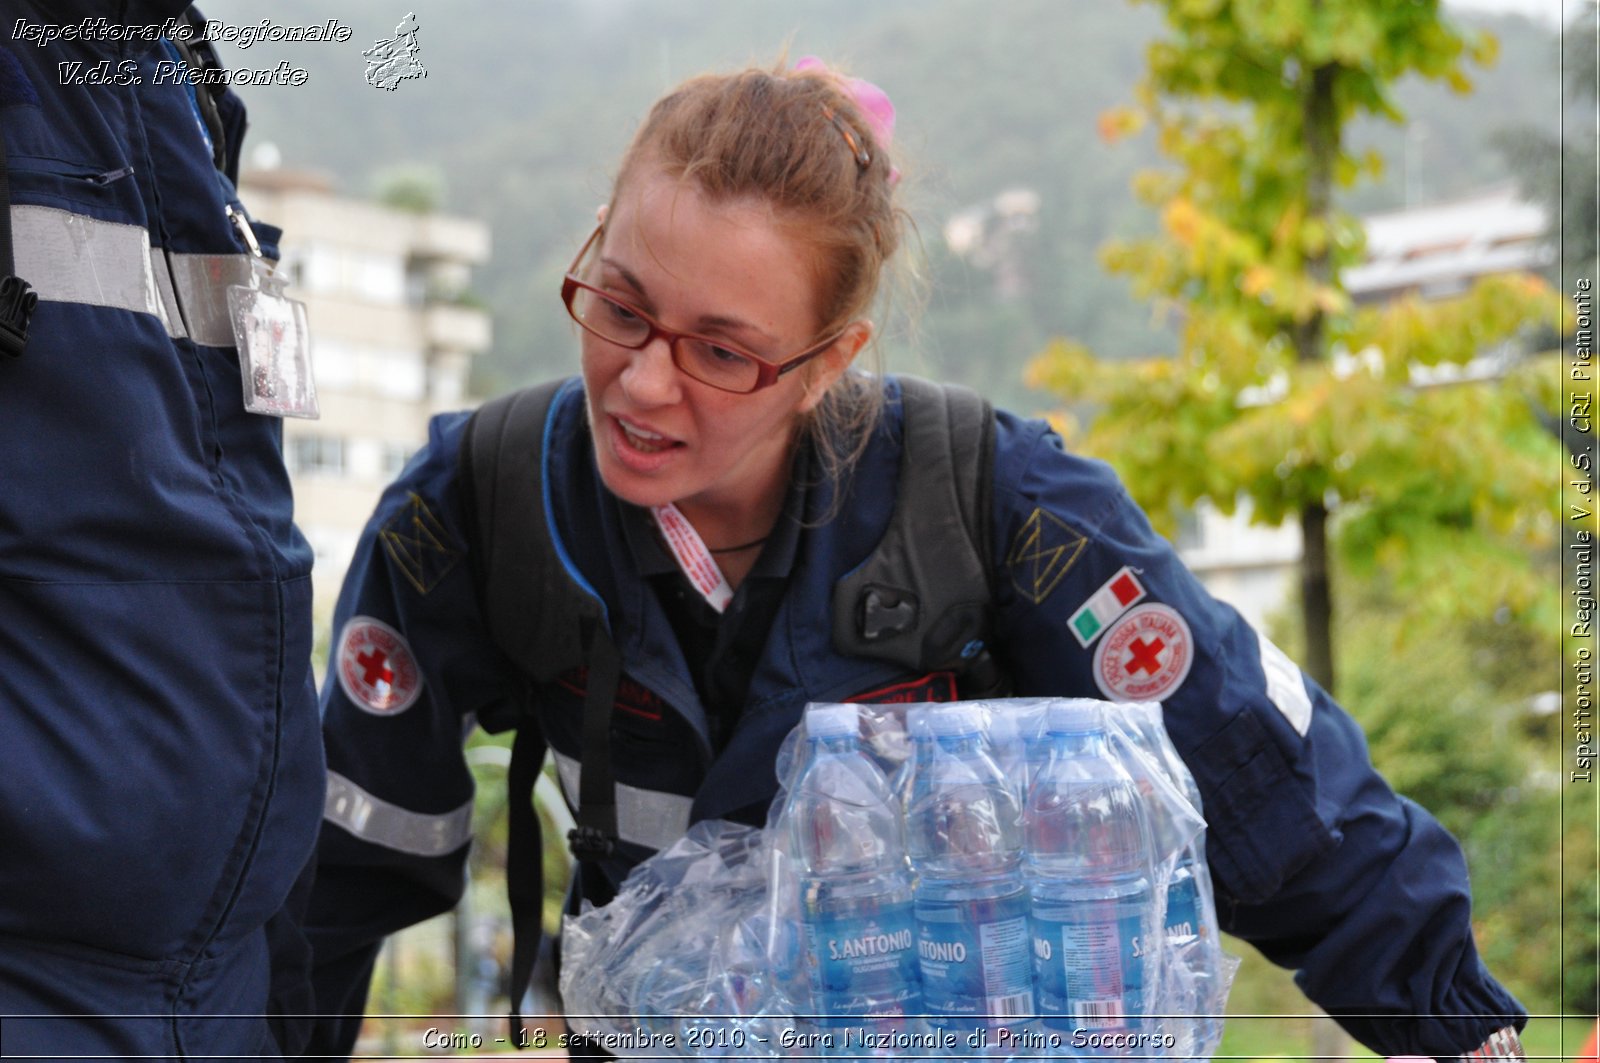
[304, 411, 532, 1057]
[986, 411, 1525, 1058]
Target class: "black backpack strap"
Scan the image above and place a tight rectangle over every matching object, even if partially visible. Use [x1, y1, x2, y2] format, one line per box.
[0, 94, 37, 359]
[166, 10, 230, 174]
[462, 380, 600, 682]
[459, 379, 621, 1045]
[503, 724, 546, 1048]
[569, 624, 621, 858]
[832, 376, 1004, 691]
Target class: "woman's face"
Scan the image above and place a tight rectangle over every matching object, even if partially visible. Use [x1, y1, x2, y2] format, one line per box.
[578, 168, 860, 523]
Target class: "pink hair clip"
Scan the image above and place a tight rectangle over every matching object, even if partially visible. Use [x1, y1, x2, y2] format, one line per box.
[795, 55, 900, 185]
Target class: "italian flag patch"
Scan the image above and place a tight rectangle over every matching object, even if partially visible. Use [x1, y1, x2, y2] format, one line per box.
[1069, 567, 1147, 647]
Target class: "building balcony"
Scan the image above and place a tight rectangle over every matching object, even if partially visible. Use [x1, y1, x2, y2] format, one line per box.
[421, 302, 492, 352]
[409, 214, 491, 265]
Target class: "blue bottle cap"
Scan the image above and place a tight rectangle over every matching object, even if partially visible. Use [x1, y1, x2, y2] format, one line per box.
[904, 704, 932, 739]
[1045, 699, 1104, 735]
[927, 703, 983, 738]
[805, 703, 859, 739]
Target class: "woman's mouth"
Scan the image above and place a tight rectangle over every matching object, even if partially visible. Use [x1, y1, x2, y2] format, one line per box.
[614, 416, 683, 457]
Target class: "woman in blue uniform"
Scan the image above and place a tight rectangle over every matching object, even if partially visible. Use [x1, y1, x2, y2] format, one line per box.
[304, 58, 1526, 1061]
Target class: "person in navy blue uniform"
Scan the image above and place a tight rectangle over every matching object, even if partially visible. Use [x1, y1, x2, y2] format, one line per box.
[303, 59, 1527, 1061]
[0, 4, 323, 1058]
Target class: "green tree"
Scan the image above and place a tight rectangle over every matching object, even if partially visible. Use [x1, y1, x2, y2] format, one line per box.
[1027, 0, 1563, 686]
[372, 163, 446, 215]
[1026, 0, 1569, 1046]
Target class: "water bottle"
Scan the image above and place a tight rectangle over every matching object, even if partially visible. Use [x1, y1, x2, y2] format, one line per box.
[983, 703, 1029, 805]
[891, 704, 935, 812]
[1127, 704, 1224, 1057]
[790, 703, 921, 1043]
[905, 704, 1035, 1045]
[1023, 701, 1157, 1046]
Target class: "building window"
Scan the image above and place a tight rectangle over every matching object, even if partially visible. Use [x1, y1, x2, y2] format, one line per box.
[1172, 508, 1203, 551]
[369, 348, 427, 400]
[299, 244, 405, 305]
[381, 443, 415, 479]
[287, 435, 345, 476]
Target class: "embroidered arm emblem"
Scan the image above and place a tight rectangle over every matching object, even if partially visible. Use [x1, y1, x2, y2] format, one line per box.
[380, 492, 461, 595]
[1005, 508, 1087, 605]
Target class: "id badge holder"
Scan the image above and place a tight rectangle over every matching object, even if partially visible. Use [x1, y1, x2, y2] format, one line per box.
[225, 206, 320, 419]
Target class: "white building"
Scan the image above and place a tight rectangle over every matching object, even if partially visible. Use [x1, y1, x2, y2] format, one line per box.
[1175, 500, 1303, 632]
[239, 168, 492, 610]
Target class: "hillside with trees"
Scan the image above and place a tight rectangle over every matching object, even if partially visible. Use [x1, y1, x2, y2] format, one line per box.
[203, 0, 1563, 409]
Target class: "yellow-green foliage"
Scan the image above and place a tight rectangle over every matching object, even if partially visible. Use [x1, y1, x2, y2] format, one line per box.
[1030, 0, 1564, 639]
[1029, 0, 1578, 1015]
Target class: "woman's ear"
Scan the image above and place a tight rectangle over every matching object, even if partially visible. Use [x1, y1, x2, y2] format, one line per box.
[798, 320, 873, 414]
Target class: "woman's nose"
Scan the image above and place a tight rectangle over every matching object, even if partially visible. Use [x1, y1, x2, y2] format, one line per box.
[619, 333, 683, 406]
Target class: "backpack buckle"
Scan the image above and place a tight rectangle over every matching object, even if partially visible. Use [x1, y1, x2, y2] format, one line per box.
[566, 825, 616, 861]
[860, 585, 918, 641]
[0, 275, 37, 359]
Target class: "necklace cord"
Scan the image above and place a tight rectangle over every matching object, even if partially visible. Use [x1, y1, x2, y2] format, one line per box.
[708, 535, 769, 554]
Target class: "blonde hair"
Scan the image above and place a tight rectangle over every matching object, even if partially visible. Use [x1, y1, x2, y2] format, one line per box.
[608, 58, 909, 489]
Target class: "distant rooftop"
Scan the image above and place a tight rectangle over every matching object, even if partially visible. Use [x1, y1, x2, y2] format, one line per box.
[238, 166, 336, 196]
[1346, 183, 1550, 303]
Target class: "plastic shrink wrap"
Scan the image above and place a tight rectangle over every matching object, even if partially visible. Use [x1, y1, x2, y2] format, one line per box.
[559, 698, 1238, 1059]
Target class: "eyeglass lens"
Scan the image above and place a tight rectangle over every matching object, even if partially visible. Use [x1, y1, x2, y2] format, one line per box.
[568, 285, 763, 392]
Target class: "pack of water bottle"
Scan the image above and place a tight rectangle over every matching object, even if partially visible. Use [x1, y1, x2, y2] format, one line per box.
[559, 698, 1237, 1059]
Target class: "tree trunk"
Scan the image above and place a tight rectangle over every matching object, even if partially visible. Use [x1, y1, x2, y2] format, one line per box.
[1296, 52, 1351, 1063]
[1299, 501, 1335, 692]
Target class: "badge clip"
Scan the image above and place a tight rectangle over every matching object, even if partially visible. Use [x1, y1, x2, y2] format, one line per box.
[226, 205, 320, 420]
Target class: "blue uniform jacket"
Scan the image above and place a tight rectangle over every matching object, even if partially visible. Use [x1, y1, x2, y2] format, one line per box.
[309, 376, 1523, 1058]
[0, 4, 323, 1057]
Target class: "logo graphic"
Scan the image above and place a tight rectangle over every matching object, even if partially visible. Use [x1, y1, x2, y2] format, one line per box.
[364, 13, 425, 91]
[380, 492, 460, 595]
[1092, 603, 1193, 703]
[557, 667, 669, 722]
[337, 616, 423, 715]
[1067, 566, 1147, 647]
[1006, 508, 1088, 605]
[848, 672, 959, 705]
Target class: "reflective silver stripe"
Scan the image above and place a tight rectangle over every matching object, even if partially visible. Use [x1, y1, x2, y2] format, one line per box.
[13, 204, 163, 318]
[147, 247, 187, 339]
[1257, 629, 1313, 737]
[552, 750, 694, 852]
[166, 251, 254, 347]
[12, 204, 254, 346]
[324, 770, 473, 857]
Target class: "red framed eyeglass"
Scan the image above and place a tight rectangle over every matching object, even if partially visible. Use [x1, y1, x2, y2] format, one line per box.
[560, 223, 842, 394]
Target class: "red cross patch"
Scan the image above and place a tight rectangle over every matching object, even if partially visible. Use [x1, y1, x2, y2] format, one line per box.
[1091, 603, 1193, 703]
[336, 616, 423, 716]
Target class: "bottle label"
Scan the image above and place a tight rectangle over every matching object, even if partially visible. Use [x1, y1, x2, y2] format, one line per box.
[1032, 905, 1147, 1032]
[1165, 873, 1200, 944]
[804, 901, 920, 1025]
[915, 890, 1034, 1026]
